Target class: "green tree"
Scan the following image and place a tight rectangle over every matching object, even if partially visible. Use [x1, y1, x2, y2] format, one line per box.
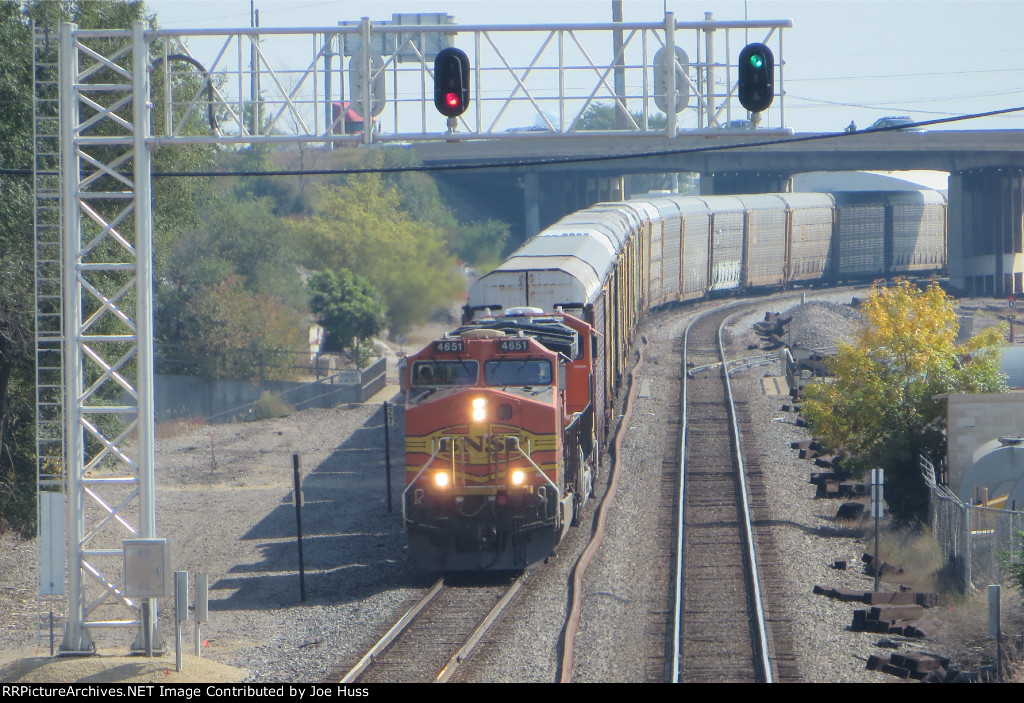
[308, 269, 386, 361]
[291, 175, 463, 335]
[576, 101, 668, 131]
[2, 0, 203, 535]
[155, 196, 307, 376]
[449, 219, 510, 272]
[229, 144, 307, 216]
[801, 280, 1008, 523]
[172, 277, 305, 381]
[0, 2, 36, 534]
[576, 102, 687, 194]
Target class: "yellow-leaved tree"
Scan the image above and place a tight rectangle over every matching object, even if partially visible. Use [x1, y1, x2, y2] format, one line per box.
[801, 280, 1007, 522]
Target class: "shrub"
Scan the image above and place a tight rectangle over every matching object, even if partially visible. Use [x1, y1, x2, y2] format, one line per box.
[251, 391, 291, 421]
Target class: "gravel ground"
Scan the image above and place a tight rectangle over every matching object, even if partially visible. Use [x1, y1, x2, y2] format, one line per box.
[1, 291, 1017, 683]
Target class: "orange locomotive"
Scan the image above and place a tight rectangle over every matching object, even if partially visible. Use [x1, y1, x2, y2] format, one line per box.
[401, 308, 597, 571]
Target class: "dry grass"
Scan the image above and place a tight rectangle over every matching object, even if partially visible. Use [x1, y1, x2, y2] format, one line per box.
[866, 524, 1024, 677]
[154, 416, 207, 440]
[873, 524, 945, 593]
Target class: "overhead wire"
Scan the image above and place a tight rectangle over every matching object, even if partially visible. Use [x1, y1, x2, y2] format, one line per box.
[3, 105, 1023, 179]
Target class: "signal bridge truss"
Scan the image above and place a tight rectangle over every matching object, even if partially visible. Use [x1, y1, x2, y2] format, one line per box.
[142, 14, 791, 144]
[37, 14, 789, 653]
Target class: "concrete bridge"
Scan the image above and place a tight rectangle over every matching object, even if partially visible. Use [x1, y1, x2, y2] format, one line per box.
[414, 128, 1024, 297]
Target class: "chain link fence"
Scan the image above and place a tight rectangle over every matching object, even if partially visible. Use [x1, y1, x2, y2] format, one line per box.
[923, 455, 1024, 592]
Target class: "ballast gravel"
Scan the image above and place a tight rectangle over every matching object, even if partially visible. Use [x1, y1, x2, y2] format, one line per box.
[0, 290, 992, 682]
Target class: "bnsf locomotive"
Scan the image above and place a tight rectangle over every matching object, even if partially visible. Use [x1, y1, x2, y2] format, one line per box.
[402, 189, 947, 571]
[401, 308, 597, 570]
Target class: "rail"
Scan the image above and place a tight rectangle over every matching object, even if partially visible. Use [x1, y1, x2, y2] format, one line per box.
[719, 310, 773, 683]
[671, 303, 773, 682]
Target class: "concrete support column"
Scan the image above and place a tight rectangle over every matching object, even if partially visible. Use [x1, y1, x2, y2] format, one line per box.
[700, 171, 793, 195]
[949, 168, 1024, 296]
[523, 170, 540, 238]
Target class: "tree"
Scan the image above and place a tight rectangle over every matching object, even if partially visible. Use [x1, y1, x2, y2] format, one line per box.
[575, 100, 669, 131]
[308, 270, 386, 361]
[575, 102, 687, 195]
[0, 2, 36, 534]
[169, 276, 305, 381]
[290, 175, 463, 335]
[155, 195, 309, 378]
[449, 219, 510, 272]
[801, 280, 1007, 523]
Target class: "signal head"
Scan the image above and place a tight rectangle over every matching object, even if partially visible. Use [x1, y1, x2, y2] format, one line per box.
[738, 43, 774, 113]
[434, 47, 470, 118]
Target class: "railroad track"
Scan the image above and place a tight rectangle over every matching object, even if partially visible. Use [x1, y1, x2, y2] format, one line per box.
[672, 302, 794, 683]
[339, 570, 532, 683]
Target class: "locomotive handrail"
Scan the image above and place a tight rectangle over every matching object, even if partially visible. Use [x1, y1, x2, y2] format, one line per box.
[401, 443, 445, 523]
[509, 437, 562, 495]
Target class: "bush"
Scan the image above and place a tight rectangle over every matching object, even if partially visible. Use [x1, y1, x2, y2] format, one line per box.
[251, 392, 292, 421]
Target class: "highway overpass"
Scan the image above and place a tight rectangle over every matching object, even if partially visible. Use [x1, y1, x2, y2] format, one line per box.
[412, 129, 1024, 298]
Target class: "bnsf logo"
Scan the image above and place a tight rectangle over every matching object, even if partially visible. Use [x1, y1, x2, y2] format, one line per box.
[444, 435, 516, 453]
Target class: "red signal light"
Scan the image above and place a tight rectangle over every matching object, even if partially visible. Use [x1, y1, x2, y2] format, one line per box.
[434, 47, 470, 118]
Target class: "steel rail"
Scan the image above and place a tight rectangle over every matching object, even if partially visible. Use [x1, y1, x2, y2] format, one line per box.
[671, 302, 774, 683]
[718, 311, 773, 683]
[339, 578, 445, 683]
[434, 568, 535, 682]
[670, 314, 696, 683]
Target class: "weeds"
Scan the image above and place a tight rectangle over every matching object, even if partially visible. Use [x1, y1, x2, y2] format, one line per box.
[251, 391, 292, 421]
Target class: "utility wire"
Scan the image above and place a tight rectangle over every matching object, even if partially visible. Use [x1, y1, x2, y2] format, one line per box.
[3, 106, 1023, 179]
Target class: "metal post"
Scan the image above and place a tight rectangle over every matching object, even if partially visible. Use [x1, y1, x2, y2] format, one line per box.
[133, 20, 160, 649]
[874, 513, 880, 592]
[361, 18, 372, 145]
[195, 572, 207, 657]
[292, 453, 306, 602]
[174, 570, 187, 672]
[665, 12, 676, 138]
[988, 584, 1002, 681]
[612, 0, 627, 130]
[871, 469, 884, 592]
[59, 20, 88, 654]
[250, 4, 259, 135]
[704, 13, 715, 129]
[384, 401, 393, 514]
[323, 32, 332, 144]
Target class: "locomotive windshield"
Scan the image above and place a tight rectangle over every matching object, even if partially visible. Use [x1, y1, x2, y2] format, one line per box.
[484, 359, 552, 387]
[412, 360, 478, 387]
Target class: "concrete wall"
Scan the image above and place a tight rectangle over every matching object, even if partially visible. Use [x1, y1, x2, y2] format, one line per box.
[154, 357, 387, 424]
[946, 391, 1024, 494]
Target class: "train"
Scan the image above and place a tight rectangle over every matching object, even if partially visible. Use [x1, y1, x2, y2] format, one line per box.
[400, 188, 948, 571]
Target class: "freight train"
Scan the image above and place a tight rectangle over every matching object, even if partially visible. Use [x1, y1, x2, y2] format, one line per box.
[401, 189, 947, 571]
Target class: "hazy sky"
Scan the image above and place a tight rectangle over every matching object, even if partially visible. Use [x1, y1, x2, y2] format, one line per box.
[142, 0, 1024, 133]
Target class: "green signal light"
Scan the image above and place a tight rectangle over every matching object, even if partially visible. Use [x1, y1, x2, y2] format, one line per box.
[749, 54, 764, 69]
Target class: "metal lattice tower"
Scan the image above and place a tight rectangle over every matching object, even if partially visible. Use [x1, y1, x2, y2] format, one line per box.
[50, 21, 157, 653]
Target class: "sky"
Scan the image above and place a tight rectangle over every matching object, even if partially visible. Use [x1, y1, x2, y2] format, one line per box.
[141, 0, 1024, 134]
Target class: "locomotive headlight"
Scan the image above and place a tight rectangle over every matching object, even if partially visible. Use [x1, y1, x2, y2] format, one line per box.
[471, 397, 487, 422]
[511, 469, 526, 486]
[434, 472, 450, 488]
